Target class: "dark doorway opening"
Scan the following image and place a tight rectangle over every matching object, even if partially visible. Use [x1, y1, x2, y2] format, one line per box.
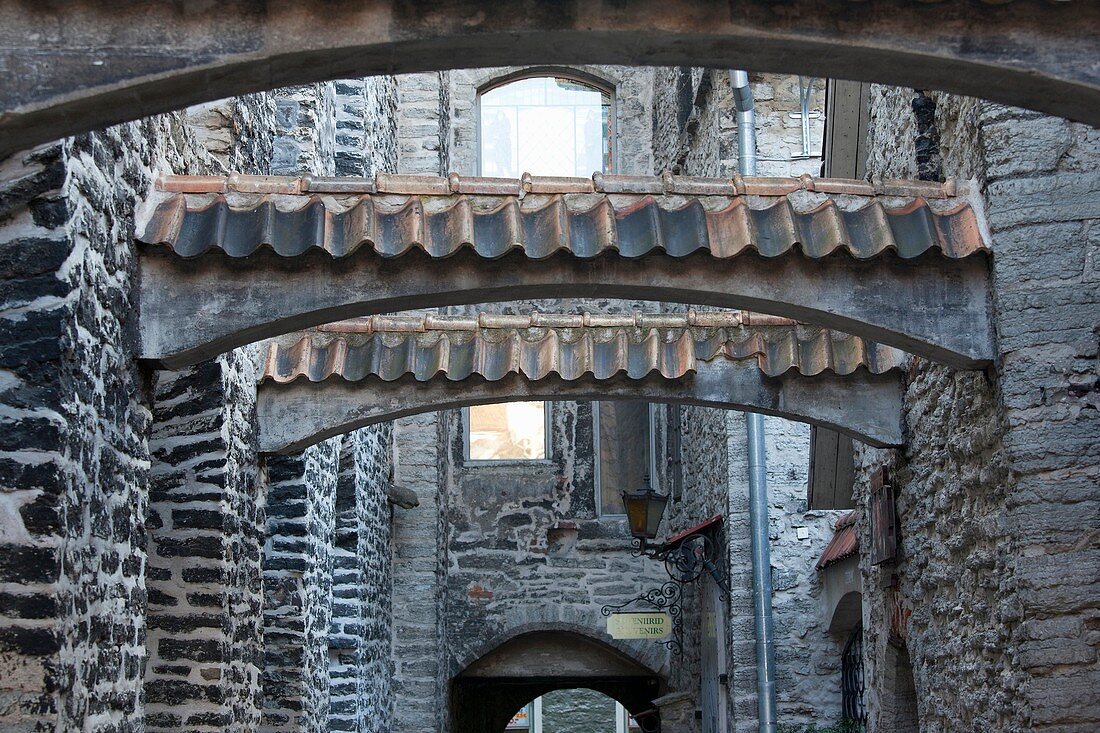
[451, 631, 664, 732]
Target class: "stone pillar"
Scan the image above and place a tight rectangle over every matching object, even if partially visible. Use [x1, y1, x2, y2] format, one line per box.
[391, 412, 446, 732]
[980, 105, 1100, 730]
[272, 84, 337, 176]
[328, 425, 396, 733]
[145, 353, 266, 733]
[333, 77, 399, 177]
[397, 73, 451, 175]
[260, 436, 341, 733]
[0, 143, 70, 733]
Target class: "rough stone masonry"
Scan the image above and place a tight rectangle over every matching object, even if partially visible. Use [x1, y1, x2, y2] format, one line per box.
[0, 52, 1096, 733]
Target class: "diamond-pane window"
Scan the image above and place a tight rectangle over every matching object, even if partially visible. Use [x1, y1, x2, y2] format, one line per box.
[479, 76, 612, 177]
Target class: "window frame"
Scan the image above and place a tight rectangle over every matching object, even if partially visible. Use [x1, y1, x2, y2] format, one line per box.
[462, 402, 554, 465]
[593, 401, 659, 519]
[475, 69, 617, 177]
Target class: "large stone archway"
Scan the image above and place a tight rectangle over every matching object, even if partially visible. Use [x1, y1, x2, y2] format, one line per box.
[255, 320, 908, 453]
[1, 0, 1097, 158]
[136, 173, 992, 369]
[451, 630, 664, 733]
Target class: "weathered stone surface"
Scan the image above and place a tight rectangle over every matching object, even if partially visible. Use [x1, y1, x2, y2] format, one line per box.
[2, 1, 1098, 160]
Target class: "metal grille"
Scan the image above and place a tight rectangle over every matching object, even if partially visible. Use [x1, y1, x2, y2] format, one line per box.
[842, 625, 867, 728]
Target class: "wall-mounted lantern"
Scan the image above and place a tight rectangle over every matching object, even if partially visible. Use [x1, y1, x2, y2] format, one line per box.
[621, 482, 670, 547]
[604, 479, 730, 655]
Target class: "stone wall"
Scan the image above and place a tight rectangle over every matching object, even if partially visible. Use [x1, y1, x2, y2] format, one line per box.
[260, 436, 341, 733]
[763, 419, 845, 728]
[440, 402, 669, 684]
[328, 425, 396, 733]
[0, 93, 268, 730]
[858, 84, 1099, 732]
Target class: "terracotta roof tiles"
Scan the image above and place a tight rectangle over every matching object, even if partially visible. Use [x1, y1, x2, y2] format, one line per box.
[140, 173, 987, 261]
[261, 319, 907, 385]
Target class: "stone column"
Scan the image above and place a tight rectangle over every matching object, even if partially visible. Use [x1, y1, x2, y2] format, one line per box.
[260, 437, 341, 733]
[980, 105, 1100, 730]
[328, 425, 396, 733]
[145, 353, 266, 733]
[391, 413, 446, 732]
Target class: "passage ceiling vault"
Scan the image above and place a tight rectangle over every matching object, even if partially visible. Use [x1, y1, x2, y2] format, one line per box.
[136, 172, 993, 370]
[255, 315, 907, 453]
[1, 0, 1097, 158]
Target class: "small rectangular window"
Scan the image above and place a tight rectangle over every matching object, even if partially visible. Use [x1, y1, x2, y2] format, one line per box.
[466, 402, 548, 461]
[595, 401, 656, 516]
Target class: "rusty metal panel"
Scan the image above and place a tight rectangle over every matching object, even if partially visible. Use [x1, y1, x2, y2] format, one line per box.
[870, 467, 898, 565]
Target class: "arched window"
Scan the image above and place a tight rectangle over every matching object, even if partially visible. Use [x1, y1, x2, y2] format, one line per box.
[479, 74, 613, 177]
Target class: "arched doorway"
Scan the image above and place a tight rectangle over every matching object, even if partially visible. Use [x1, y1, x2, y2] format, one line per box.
[883, 645, 920, 733]
[451, 631, 664, 732]
[507, 688, 650, 733]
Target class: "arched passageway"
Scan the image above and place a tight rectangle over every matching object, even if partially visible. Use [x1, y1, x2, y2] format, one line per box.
[255, 320, 907, 453]
[451, 631, 663, 733]
[136, 173, 992, 369]
[2, 0, 1097, 157]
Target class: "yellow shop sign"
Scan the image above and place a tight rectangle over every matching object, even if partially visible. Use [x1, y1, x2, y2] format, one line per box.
[606, 612, 672, 640]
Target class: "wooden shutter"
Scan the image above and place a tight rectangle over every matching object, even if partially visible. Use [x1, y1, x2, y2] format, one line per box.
[808, 427, 856, 509]
[870, 467, 898, 565]
[823, 79, 871, 180]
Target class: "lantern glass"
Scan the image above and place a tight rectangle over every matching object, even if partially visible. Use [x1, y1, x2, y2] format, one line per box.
[621, 485, 669, 540]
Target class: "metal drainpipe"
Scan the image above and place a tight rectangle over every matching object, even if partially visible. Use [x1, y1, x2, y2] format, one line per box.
[730, 69, 778, 733]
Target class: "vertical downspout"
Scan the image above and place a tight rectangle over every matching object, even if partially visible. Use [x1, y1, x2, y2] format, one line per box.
[730, 69, 778, 733]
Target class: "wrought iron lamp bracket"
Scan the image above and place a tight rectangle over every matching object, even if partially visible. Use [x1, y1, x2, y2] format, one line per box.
[603, 529, 731, 656]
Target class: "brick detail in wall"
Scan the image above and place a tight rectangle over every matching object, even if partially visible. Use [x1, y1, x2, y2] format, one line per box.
[261, 435, 341, 733]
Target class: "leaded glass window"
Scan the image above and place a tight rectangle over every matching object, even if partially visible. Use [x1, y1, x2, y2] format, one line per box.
[479, 75, 612, 177]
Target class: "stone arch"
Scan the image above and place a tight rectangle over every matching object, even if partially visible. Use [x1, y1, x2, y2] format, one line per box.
[137, 174, 992, 370]
[2, 2, 1097, 158]
[256, 364, 905, 454]
[474, 65, 621, 97]
[828, 590, 864, 637]
[881, 644, 920, 733]
[451, 615, 669, 680]
[451, 625, 665, 733]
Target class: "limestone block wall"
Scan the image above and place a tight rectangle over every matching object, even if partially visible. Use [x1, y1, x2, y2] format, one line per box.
[858, 84, 1099, 732]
